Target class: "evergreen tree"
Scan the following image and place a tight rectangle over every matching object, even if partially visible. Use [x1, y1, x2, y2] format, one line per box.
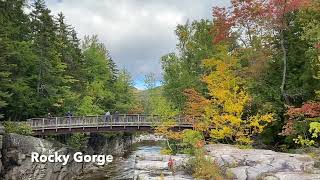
[0, 0, 36, 120]
[0, 0, 136, 120]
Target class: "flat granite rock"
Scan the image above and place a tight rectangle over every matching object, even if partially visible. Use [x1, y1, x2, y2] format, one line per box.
[133, 148, 192, 180]
[205, 144, 320, 180]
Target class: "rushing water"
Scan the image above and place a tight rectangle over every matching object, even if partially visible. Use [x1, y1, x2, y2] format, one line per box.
[76, 145, 162, 180]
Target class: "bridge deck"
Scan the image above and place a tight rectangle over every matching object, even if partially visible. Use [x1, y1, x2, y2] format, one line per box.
[27, 114, 193, 135]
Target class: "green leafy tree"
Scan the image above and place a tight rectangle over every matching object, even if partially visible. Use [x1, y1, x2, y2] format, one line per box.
[113, 69, 135, 112]
[161, 20, 216, 110]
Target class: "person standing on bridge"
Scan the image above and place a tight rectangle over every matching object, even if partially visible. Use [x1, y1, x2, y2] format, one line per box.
[105, 111, 111, 122]
[66, 111, 72, 117]
[114, 111, 119, 122]
[66, 111, 73, 125]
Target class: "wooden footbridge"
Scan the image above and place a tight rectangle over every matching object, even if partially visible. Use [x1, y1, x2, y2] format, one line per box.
[27, 114, 194, 135]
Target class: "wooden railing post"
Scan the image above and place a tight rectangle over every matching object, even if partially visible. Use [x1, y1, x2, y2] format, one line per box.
[82, 116, 85, 131]
[137, 114, 140, 129]
[124, 114, 126, 129]
[55, 117, 58, 132]
[69, 117, 72, 131]
[110, 115, 113, 129]
[96, 115, 99, 130]
[42, 118, 45, 133]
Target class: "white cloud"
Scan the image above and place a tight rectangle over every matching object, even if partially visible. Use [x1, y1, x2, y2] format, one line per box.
[45, 0, 230, 84]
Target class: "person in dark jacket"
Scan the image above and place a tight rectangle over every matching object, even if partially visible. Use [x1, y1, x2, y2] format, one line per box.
[66, 111, 72, 125]
[66, 111, 72, 117]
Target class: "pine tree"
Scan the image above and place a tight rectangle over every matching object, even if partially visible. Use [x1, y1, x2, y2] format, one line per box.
[0, 0, 36, 120]
[29, 0, 71, 115]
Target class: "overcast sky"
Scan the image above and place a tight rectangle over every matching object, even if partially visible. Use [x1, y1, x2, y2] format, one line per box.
[46, 0, 230, 89]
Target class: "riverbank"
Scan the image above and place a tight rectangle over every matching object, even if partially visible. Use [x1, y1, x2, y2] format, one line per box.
[125, 144, 320, 179]
[205, 144, 320, 179]
[1, 132, 320, 180]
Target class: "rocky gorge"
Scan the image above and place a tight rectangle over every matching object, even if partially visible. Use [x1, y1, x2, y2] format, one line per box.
[0, 128, 320, 180]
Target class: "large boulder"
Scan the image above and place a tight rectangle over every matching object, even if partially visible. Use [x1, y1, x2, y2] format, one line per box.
[86, 133, 132, 156]
[205, 144, 320, 180]
[0, 133, 87, 180]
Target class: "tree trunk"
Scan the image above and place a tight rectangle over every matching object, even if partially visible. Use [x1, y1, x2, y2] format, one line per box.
[166, 139, 173, 152]
[280, 30, 289, 104]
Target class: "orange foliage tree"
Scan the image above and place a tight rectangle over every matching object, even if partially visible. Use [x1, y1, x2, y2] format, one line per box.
[183, 88, 210, 131]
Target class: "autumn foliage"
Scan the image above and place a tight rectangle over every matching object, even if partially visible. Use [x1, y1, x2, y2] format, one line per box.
[287, 102, 320, 118]
[180, 46, 273, 145]
[281, 102, 320, 136]
[212, 0, 311, 44]
[183, 88, 210, 131]
[202, 54, 273, 144]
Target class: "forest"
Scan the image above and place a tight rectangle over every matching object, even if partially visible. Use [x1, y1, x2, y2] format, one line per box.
[1, 0, 320, 178]
[0, 0, 138, 121]
[1, 0, 320, 158]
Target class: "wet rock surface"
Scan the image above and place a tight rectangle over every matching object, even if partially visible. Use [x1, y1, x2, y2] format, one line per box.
[205, 144, 320, 180]
[87, 132, 132, 156]
[133, 134, 165, 143]
[133, 146, 193, 180]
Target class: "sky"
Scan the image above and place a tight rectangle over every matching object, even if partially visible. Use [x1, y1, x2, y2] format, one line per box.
[46, 0, 230, 89]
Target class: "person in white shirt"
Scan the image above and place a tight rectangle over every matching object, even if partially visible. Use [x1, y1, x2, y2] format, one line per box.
[105, 111, 111, 122]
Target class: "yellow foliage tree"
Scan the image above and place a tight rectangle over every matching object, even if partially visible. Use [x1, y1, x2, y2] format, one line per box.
[202, 49, 273, 145]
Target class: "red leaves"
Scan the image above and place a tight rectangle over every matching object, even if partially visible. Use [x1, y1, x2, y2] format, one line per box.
[270, 0, 310, 14]
[211, 0, 311, 44]
[279, 119, 294, 136]
[268, 0, 310, 27]
[280, 102, 320, 136]
[287, 102, 320, 119]
[232, 0, 270, 22]
[212, 7, 233, 44]
[212, 0, 271, 44]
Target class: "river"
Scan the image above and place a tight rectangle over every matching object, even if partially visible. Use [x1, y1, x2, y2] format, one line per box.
[76, 145, 163, 180]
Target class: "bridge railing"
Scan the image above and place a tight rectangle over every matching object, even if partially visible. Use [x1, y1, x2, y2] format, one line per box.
[27, 114, 193, 131]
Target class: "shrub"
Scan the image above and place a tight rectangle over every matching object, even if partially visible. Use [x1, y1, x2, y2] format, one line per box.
[3, 121, 33, 136]
[188, 149, 223, 180]
[281, 102, 320, 148]
[160, 148, 172, 155]
[180, 129, 204, 155]
[66, 133, 88, 150]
